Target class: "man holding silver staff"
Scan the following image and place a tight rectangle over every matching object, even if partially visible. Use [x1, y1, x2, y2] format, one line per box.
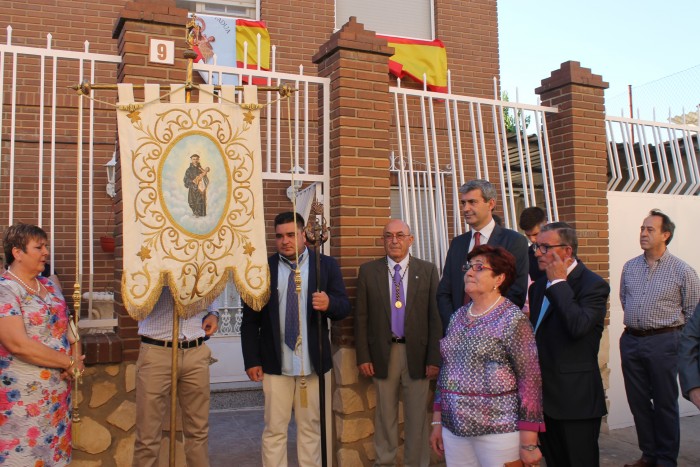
[241, 211, 350, 466]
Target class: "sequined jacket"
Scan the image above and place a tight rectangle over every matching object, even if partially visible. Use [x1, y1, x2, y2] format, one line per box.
[434, 299, 545, 437]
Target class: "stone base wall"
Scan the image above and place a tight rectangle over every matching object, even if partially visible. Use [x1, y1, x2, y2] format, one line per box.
[70, 362, 191, 466]
[70, 362, 137, 466]
[332, 348, 443, 466]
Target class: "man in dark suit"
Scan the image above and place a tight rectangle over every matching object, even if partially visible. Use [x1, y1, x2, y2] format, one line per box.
[437, 179, 529, 333]
[241, 211, 350, 466]
[528, 222, 610, 467]
[355, 219, 442, 467]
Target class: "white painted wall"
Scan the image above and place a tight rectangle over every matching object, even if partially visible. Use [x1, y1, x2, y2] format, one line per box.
[607, 191, 700, 429]
[208, 335, 249, 382]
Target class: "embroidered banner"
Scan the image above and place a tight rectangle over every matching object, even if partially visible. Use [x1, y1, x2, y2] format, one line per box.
[116, 84, 270, 319]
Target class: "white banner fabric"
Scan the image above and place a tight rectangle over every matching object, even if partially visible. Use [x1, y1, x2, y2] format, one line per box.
[116, 85, 270, 319]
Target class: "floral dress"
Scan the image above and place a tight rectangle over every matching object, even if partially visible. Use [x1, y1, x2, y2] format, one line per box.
[0, 274, 72, 466]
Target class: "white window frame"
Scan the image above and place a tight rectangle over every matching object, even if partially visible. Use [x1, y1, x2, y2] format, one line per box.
[335, 0, 435, 40]
[176, 0, 260, 20]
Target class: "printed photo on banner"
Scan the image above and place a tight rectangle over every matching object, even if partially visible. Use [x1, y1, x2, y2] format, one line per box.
[160, 133, 229, 237]
[191, 14, 271, 86]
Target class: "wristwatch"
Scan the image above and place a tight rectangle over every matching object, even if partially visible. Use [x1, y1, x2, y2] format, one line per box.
[520, 444, 539, 451]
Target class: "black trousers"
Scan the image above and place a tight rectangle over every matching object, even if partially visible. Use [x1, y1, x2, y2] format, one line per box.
[621, 330, 681, 466]
[539, 415, 601, 467]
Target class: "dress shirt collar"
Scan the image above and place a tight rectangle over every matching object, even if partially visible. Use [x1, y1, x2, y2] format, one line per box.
[387, 254, 410, 271]
[473, 218, 496, 243]
[547, 259, 578, 288]
[279, 248, 308, 269]
[643, 247, 670, 267]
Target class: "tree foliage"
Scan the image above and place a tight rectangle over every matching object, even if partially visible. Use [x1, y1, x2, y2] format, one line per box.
[502, 91, 531, 134]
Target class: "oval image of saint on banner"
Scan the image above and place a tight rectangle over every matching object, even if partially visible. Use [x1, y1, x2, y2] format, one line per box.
[159, 133, 229, 237]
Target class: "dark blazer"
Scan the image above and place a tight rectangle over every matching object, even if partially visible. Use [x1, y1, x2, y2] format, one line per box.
[240, 250, 350, 375]
[679, 302, 700, 400]
[437, 224, 529, 333]
[528, 261, 610, 420]
[354, 256, 442, 380]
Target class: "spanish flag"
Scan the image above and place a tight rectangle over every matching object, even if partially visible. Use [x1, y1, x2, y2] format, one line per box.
[378, 35, 448, 93]
[236, 19, 271, 71]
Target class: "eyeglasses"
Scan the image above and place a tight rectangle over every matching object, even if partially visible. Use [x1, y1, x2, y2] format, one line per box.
[462, 262, 494, 273]
[383, 233, 410, 242]
[531, 243, 568, 254]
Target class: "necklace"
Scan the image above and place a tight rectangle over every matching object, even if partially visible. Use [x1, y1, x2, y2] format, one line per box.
[7, 267, 41, 295]
[468, 295, 502, 318]
[387, 257, 410, 309]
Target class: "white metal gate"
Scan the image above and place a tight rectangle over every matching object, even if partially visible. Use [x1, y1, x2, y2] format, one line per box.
[0, 29, 331, 383]
[605, 111, 700, 428]
[390, 79, 559, 272]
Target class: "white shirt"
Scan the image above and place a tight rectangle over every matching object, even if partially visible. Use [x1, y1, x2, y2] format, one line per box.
[468, 218, 496, 252]
[138, 286, 213, 340]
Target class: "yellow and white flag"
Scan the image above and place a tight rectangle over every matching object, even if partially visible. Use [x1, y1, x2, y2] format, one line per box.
[116, 84, 269, 319]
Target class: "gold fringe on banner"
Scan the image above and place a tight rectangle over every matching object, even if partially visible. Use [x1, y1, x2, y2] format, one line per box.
[117, 84, 270, 318]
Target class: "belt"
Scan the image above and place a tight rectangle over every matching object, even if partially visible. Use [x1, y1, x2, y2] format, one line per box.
[141, 336, 205, 349]
[624, 326, 681, 337]
[391, 336, 406, 344]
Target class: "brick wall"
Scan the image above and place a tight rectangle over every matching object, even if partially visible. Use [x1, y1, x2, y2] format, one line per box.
[437, 0, 500, 98]
[535, 61, 610, 279]
[1, 2, 123, 312]
[2, 0, 502, 300]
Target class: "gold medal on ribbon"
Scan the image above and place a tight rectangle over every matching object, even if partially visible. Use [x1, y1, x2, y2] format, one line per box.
[395, 300, 403, 309]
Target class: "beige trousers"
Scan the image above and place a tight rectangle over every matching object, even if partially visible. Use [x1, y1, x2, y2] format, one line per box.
[133, 342, 211, 467]
[373, 343, 430, 467]
[261, 372, 320, 467]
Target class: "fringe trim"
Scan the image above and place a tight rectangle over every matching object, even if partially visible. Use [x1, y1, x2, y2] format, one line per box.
[122, 274, 166, 321]
[233, 265, 271, 312]
[122, 266, 271, 319]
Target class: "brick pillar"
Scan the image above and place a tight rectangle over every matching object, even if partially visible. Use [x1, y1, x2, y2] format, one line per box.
[313, 18, 394, 466]
[535, 61, 609, 278]
[112, 0, 188, 360]
[536, 61, 612, 428]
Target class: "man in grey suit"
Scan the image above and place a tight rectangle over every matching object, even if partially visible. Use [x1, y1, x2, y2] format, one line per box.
[355, 219, 442, 467]
[437, 179, 529, 333]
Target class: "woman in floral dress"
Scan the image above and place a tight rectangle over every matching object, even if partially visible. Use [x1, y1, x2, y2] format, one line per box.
[0, 223, 84, 466]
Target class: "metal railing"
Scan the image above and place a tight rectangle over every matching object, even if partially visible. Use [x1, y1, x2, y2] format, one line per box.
[390, 77, 559, 272]
[606, 112, 700, 195]
[0, 27, 121, 328]
[1, 31, 331, 329]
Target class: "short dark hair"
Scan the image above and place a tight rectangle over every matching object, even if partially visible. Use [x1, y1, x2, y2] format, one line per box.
[541, 222, 578, 256]
[459, 179, 497, 202]
[274, 211, 305, 230]
[519, 206, 546, 231]
[648, 209, 675, 245]
[3, 223, 48, 268]
[467, 245, 516, 295]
